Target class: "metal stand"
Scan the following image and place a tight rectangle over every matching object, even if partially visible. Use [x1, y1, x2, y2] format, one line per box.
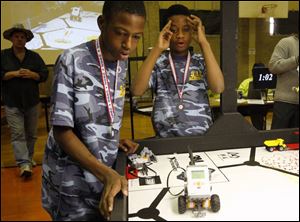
[127, 56, 146, 140]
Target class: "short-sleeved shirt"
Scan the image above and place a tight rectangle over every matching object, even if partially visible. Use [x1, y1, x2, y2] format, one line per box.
[42, 40, 127, 218]
[149, 51, 212, 138]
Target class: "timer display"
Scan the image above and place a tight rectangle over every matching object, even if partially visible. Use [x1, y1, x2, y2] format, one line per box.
[252, 67, 277, 89]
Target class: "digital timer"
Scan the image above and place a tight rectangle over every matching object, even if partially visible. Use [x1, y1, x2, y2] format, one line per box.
[252, 67, 277, 89]
[258, 73, 274, 81]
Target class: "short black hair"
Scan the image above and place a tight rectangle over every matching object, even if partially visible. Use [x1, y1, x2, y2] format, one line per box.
[164, 4, 191, 24]
[102, 1, 146, 21]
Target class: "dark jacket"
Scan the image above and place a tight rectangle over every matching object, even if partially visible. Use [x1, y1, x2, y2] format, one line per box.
[1, 47, 48, 109]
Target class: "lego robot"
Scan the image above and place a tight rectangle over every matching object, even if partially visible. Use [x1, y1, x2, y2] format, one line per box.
[178, 149, 220, 217]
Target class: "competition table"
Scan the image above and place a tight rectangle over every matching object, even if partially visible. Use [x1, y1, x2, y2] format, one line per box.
[111, 118, 299, 221]
[127, 148, 298, 221]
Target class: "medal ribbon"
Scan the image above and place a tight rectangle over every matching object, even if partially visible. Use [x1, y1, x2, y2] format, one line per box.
[169, 51, 191, 100]
[95, 38, 119, 125]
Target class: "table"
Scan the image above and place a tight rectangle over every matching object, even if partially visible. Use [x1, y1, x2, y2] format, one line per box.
[127, 147, 298, 221]
[211, 98, 274, 130]
[111, 128, 299, 221]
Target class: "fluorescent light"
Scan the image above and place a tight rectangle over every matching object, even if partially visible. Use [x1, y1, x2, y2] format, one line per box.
[269, 17, 274, 36]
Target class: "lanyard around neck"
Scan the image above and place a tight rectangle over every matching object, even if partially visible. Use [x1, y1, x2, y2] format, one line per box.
[169, 51, 191, 100]
[95, 38, 119, 125]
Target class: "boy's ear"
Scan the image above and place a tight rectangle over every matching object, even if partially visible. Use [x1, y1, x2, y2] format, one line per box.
[97, 15, 105, 31]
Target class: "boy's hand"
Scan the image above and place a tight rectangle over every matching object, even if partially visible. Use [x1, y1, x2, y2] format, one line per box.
[156, 20, 173, 51]
[187, 15, 207, 45]
[119, 139, 139, 154]
[99, 169, 128, 220]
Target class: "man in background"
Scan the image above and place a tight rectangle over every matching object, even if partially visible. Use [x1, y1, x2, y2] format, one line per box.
[1, 24, 48, 178]
[268, 34, 299, 129]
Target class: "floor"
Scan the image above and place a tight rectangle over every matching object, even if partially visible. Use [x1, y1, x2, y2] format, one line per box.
[1, 166, 51, 221]
[1, 103, 155, 221]
[1, 102, 272, 221]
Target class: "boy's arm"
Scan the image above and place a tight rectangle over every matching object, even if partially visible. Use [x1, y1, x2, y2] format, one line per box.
[188, 15, 225, 94]
[200, 41, 225, 94]
[53, 126, 126, 220]
[131, 47, 163, 96]
[131, 20, 173, 96]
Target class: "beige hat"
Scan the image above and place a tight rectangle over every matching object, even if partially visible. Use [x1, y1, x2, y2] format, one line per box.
[3, 24, 34, 42]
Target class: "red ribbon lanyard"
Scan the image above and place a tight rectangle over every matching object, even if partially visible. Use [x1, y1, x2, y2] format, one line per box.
[95, 38, 119, 125]
[169, 51, 191, 100]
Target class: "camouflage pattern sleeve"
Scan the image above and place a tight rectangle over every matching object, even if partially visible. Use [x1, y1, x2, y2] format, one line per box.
[50, 50, 75, 128]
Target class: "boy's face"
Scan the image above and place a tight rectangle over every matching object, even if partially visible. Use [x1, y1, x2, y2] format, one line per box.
[168, 15, 192, 55]
[100, 12, 145, 61]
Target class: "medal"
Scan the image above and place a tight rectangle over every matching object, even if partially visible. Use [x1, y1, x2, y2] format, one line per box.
[169, 51, 191, 112]
[178, 104, 184, 110]
[108, 125, 114, 137]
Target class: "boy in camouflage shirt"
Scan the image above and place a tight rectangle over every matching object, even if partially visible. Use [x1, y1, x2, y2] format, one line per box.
[132, 4, 224, 137]
[42, 1, 146, 220]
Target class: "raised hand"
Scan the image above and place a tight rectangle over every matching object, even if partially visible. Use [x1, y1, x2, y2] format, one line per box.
[156, 20, 173, 51]
[187, 15, 207, 45]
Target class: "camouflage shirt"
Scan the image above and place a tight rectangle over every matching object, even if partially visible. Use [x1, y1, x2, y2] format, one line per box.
[42, 40, 127, 219]
[150, 51, 213, 138]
